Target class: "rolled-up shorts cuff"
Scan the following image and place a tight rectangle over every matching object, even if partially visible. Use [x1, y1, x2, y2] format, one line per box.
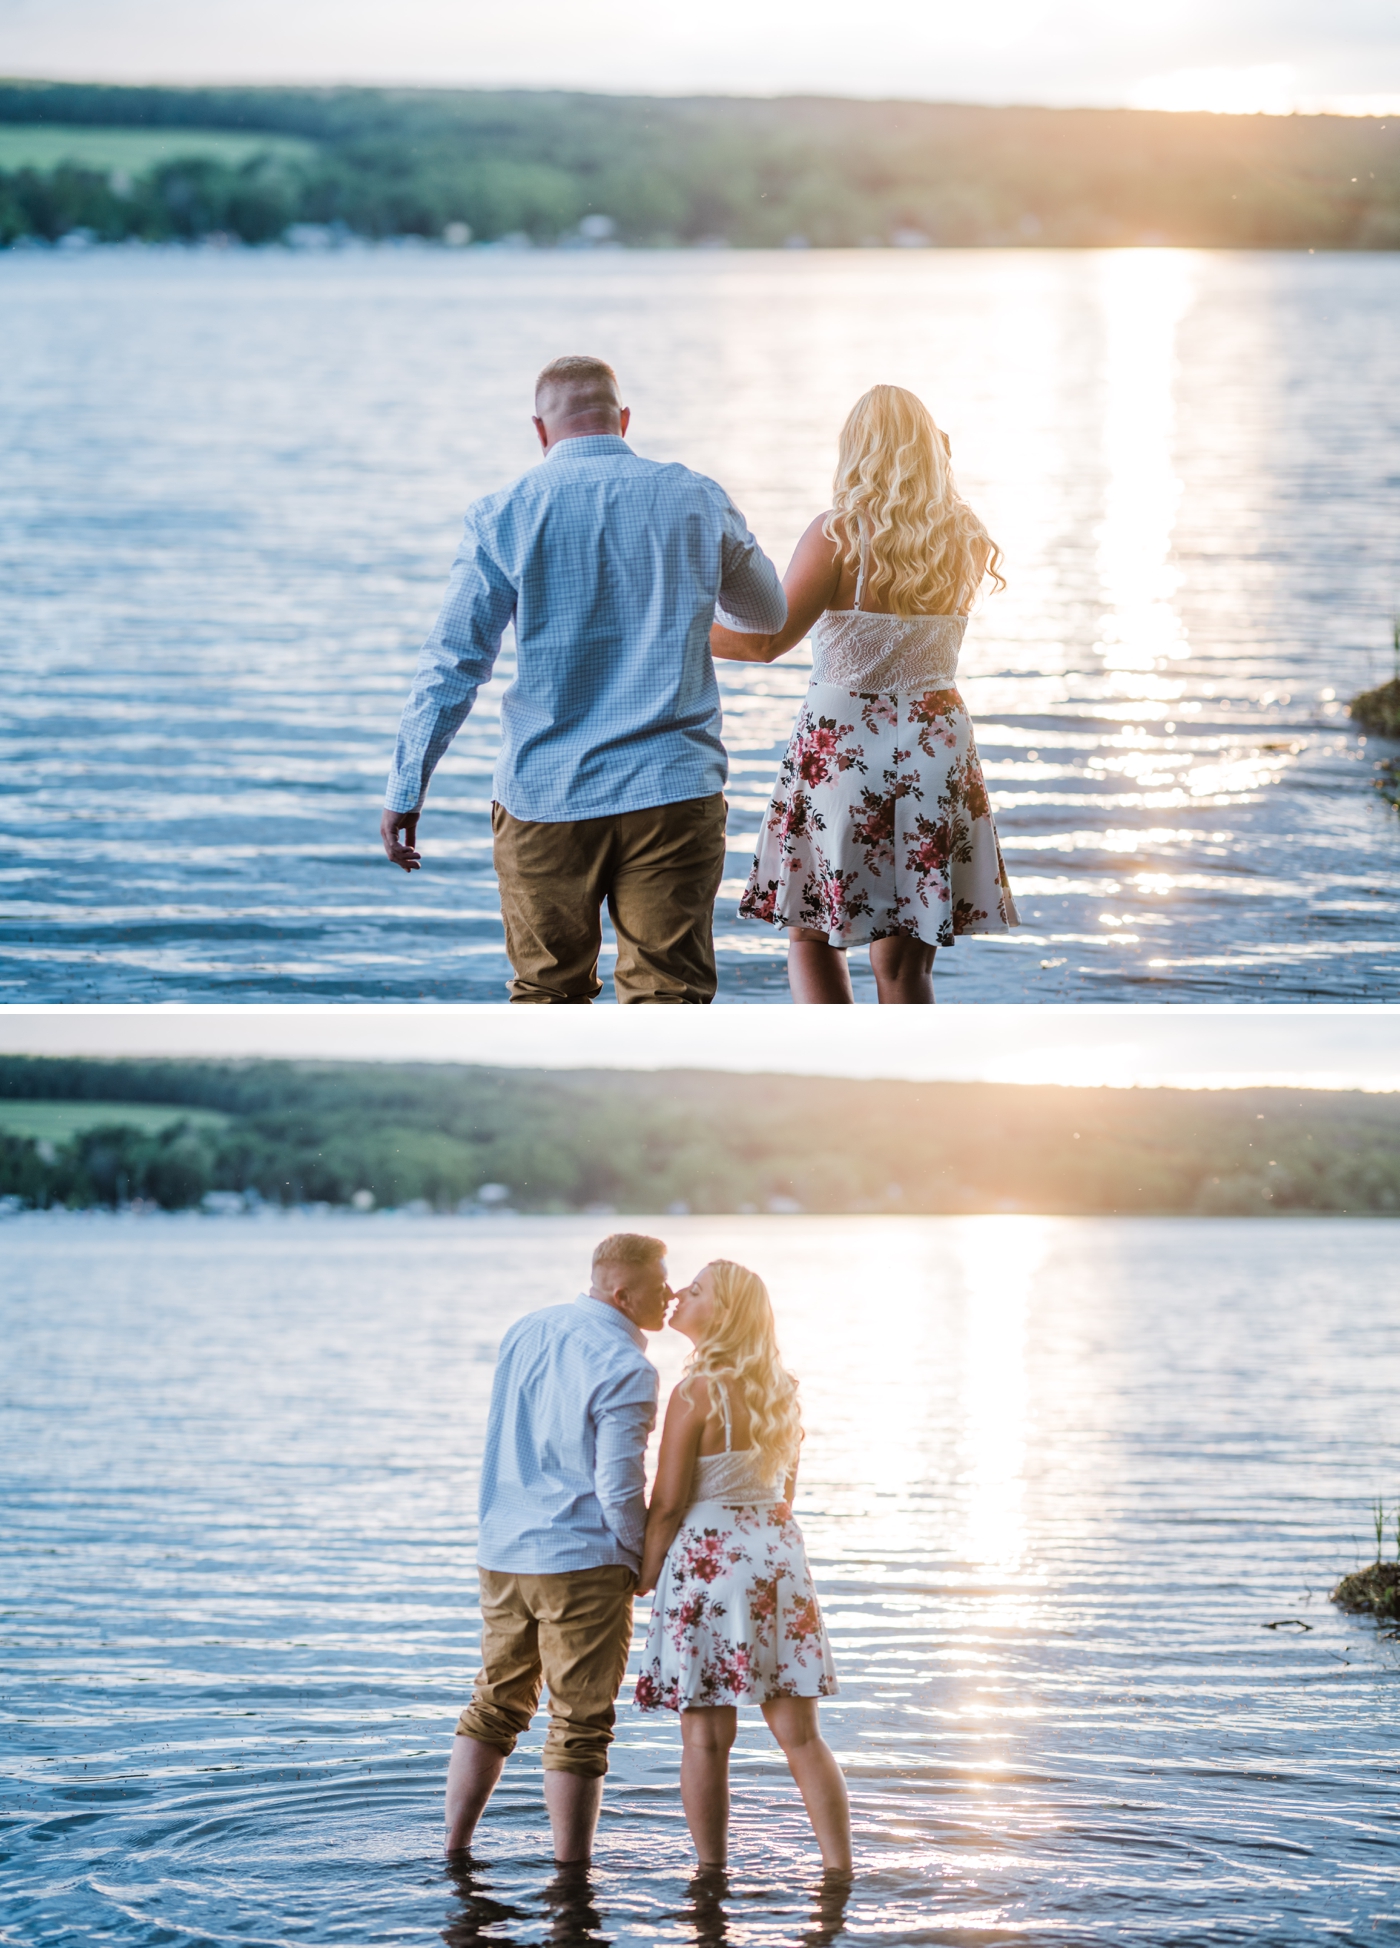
[541, 1751, 610, 1778]
[454, 1708, 615, 1775]
[454, 1708, 520, 1755]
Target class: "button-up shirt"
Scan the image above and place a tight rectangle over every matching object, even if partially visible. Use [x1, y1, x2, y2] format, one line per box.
[476, 1293, 660, 1575]
[385, 434, 787, 824]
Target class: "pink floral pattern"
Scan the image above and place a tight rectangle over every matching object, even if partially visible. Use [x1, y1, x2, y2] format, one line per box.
[740, 681, 1019, 948]
[634, 1498, 838, 1713]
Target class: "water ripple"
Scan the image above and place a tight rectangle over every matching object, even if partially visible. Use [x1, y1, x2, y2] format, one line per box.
[1, 251, 1398, 1000]
[2, 1216, 1399, 1944]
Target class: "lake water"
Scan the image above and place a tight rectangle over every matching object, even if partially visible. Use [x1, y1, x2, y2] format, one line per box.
[2, 1213, 1398, 1945]
[2, 247, 1400, 1003]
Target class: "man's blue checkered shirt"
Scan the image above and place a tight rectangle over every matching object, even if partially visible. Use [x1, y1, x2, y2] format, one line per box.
[385, 434, 787, 824]
[477, 1295, 660, 1576]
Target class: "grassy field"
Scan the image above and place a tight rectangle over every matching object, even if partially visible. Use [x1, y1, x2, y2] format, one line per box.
[0, 124, 317, 172]
[0, 1100, 229, 1141]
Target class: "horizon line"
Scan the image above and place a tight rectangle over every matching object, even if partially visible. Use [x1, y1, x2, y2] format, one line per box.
[4, 1052, 1400, 1098]
[2, 76, 1397, 123]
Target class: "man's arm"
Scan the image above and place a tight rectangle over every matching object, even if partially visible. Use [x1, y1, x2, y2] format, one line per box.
[381, 510, 516, 871]
[713, 512, 843, 665]
[593, 1372, 659, 1568]
[712, 499, 787, 644]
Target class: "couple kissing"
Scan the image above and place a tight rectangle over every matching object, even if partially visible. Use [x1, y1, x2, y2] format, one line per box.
[444, 1232, 849, 1874]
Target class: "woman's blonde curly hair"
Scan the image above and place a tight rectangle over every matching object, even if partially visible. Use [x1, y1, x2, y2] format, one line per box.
[679, 1260, 803, 1482]
[824, 383, 1005, 616]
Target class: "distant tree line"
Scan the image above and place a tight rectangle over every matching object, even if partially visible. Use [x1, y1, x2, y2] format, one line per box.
[1, 82, 1399, 249]
[2, 1056, 1398, 1218]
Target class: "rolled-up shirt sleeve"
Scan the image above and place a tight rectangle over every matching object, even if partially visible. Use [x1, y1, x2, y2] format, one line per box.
[714, 500, 787, 635]
[592, 1367, 660, 1568]
[384, 510, 517, 812]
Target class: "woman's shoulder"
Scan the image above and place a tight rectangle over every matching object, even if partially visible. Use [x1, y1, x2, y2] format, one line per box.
[666, 1373, 711, 1417]
[795, 510, 843, 554]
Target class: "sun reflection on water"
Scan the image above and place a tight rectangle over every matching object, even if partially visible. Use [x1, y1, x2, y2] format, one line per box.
[953, 1218, 1047, 1584]
[1095, 250, 1196, 679]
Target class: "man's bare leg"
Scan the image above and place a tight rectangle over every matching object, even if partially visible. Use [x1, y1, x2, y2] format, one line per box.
[543, 1770, 605, 1863]
[445, 1735, 506, 1854]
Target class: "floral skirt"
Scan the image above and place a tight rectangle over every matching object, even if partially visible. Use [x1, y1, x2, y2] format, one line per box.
[634, 1498, 838, 1712]
[739, 681, 1020, 948]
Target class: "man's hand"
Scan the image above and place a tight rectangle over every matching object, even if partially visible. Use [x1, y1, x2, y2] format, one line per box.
[380, 807, 422, 872]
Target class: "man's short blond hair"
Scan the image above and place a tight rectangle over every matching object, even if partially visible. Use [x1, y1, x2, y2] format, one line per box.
[592, 1232, 666, 1274]
[535, 354, 621, 419]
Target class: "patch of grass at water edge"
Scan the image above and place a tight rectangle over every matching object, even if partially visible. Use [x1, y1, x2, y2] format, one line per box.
[1331, 1561, 1400, 1619]
[1351, 676, 1400, 741]
[1332, 1495, 1400, 1621]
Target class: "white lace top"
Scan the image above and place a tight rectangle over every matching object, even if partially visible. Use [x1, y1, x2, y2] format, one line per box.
[689, 1380, 784, 1506]
[808, 554, 966, 691]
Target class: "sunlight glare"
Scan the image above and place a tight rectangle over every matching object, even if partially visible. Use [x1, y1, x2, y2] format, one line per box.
[954, 1217, 1047, 1579]
[1129, 65, 1299, 116]
[1095, 251, 1194, 677]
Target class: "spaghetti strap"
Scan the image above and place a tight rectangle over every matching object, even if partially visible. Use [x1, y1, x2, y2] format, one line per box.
[712, 1378, 733, 1452]
[853, 548, 865, 611]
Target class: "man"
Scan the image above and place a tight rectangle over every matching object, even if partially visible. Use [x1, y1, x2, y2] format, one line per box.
[444, 1232, 671, 1861]
[381, 355, 787, 1004]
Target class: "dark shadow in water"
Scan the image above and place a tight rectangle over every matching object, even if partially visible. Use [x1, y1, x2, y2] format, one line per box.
[800, 1870, 853, 1948]
[540, 1863, 612, 1947]
[441, 1858, 532, 1947]
[682, 1866, 731, 1947]
[442, 1858, 612, 1948]
[673, 1865, 852, 1948]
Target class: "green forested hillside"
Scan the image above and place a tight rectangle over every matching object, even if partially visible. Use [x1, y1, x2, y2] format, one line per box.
[0, 1055, 1397, 1217]
[1, 81, 1398, 248]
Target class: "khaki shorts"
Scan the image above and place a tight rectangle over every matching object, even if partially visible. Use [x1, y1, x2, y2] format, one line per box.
[455, 1564, 635, 1778]
[491, 793, 727, 1004]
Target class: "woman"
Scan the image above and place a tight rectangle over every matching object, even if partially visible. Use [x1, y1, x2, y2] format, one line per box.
[714, 384, 1019, 1004]
[635, 1262, 850, 1872]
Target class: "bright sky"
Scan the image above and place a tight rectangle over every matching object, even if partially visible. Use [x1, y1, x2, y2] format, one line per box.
[3, 1006, 1399, 1093]
[1, 0, 1397, 114]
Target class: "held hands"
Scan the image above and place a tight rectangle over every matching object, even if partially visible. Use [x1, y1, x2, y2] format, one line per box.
[380, 808, 422, 872]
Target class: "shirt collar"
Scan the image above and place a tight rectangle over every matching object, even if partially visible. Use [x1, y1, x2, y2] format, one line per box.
[575, 1291, 646, 1349]
[545, 434, 632, 462]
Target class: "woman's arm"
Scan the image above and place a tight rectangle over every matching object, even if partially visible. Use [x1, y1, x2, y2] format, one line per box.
[636, 1380, 709, 1596]
[711, 514, 844, 664]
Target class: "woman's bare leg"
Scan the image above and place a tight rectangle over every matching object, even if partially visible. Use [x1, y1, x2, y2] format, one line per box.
[787, 930, 855, 1004]
[761, 1698, 852, 1871]
[868, 935, 935, 1005]
[679, 1705, 738, 1866]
